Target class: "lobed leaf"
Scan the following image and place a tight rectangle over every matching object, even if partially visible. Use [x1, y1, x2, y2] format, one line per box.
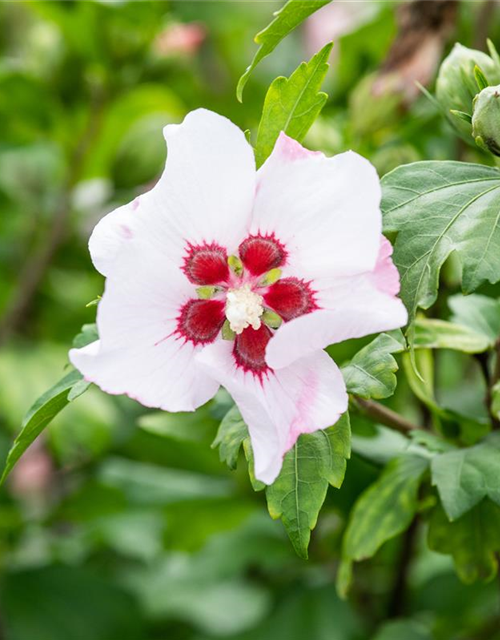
[341, 331, 405, 400]
[428, 500, 500, 584]
[431, 432, 500, 521]
[382, 162, 500, 330]
[236, 0, 330, 101]
[266, 412, 351, 558]
[255, 42, 332, 167]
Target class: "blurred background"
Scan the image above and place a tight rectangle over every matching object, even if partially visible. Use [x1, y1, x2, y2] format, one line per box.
[1, 1, 500, 639]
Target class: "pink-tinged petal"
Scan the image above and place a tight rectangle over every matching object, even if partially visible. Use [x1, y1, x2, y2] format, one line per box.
[197, 343, 348, 484]
[371, 235, 401, 296]
[70, 244, 219, 412]
[266, 271, 408, 370]
[88, 109, 256, 278]
[88, 200, 139, 277]
[251, 132, 382, 282]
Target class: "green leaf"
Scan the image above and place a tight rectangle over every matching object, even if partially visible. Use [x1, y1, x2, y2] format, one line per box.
[3, 564, 146, 640]
[254, 42, 332, 167]
[373, 619, 433, 640]
[139, 405, 218, 445]
[413, 317, 491, 353]
[341, 331, 405, 399]
[448, 293, 500, 347]
[428, 500, 500, 584]
[1, 369, 90, 485]
[212, 405, 249, 470]
[266, 412, 351, 559]
[72, 323, 98, 348]
[431, 432, 500, 521]
[236, 0, 330, 101]
[492, 381, 500, 420]
[338, 454, 428, 593]
[382, 162, 500, 329]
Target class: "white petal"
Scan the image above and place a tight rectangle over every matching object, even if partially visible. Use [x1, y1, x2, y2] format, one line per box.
[251, 133, 382, 281]
[70, 244, 219, 411]
[89, 109, 256, 277]
[197, 343, 348, 484]
[266, 272, 408, 370]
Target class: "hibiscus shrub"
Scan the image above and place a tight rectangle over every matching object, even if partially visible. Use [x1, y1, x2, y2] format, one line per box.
[3, 1, 500, 638]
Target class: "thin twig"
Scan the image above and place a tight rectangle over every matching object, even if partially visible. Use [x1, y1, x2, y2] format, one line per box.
[475, 347, 500, 430]
[352, 396, 420, 434]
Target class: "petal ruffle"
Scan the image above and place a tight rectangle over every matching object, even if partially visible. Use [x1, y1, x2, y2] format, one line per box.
[89, 109, 256, 277]
[70, 244, 219, 411]
[251, 133, 382, 282]
[197, 343, 348, 484]
[266, 238, 408, 370]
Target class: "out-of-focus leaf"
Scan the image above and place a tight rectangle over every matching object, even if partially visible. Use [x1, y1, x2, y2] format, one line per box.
[98, 457, 233, 505]
[382, 162, 500, 329]
[237, 0, 330, 101]
[139, 405, 218, 445]
[218, 584, 362, 640]
[342, 331, 405, 399]
[492, 381, 500, 420]
[428, 500, 500, 584]
[448, 294, 500, 346]
[266, 412, 351, 559]
[84, 84, 183, 179]
[372, 619, 433, 640]
[338, 454, 428, 595]
[1, 564, 146, 640]
[212, 405, 249, 470]
[0, 369, 89, 485]
[414, 317, 491, 353]
[351, 421, 410, 465]
[255, 42, 332, 167]
[431, 433, 500, 521]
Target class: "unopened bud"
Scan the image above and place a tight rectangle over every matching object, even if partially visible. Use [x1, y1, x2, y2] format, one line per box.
[472, 85, 500, 156]
[436, 43, 500, 139]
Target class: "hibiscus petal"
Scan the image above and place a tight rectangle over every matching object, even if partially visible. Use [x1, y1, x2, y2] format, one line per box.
[197, 343, 348, 484]
[70, 245, 219, 411]
[251, 132, 382, 281]
[266, 273, 408, 370]
[89, 109, 256, 277]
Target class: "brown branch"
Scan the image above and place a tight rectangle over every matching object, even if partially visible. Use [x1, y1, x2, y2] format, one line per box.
[374, 0, 458, 103]
[473, 0, 498, 51]
[352, 396, 420, 434]
[475, 345, 500, 430]
[0, 90, 106, 346]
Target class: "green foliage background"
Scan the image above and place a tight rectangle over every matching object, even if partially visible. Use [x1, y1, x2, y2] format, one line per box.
[2, 2, 500, 639]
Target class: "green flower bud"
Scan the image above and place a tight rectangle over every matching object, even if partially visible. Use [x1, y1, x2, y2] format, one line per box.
[436, 43, 500, 139]
[472, 85, 500, 156]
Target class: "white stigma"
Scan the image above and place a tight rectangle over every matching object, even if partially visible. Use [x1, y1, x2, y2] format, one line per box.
[225, 284, 264, 335]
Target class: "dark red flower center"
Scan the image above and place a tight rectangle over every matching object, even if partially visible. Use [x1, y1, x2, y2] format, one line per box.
[175, 235, 316, 376]
[183, 242, 229, 285]
[177, 299, 225, 345]
[238, 234, 287, 276]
